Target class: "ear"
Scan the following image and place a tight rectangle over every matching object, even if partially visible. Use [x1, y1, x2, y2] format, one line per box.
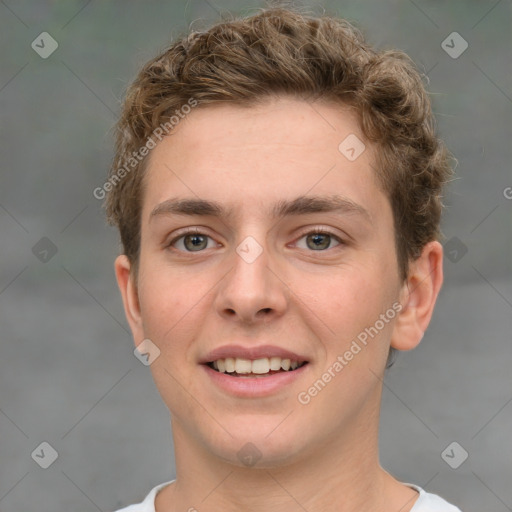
[391, 241, 444, 351]
[114, 254, 144, 346]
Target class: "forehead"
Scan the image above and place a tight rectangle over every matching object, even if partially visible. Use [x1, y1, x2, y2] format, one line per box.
[160, 97, 364, 156]
[141, 97, 386, 222]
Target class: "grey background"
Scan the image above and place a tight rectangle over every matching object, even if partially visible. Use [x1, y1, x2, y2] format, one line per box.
[0, 0, 511, 511]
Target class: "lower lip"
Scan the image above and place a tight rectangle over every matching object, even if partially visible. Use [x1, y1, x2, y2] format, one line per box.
[201, 363, 309, 397]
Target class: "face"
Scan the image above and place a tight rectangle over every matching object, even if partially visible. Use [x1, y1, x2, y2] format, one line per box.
[116, 97, 440, 468]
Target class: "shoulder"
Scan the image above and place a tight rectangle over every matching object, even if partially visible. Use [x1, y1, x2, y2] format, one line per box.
[407, 483, 463, 512]
[112, 481, 175, 512]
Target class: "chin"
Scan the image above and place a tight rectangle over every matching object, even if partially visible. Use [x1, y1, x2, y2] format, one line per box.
[206, 424, 306, 469]
[218, 444, 304, 470]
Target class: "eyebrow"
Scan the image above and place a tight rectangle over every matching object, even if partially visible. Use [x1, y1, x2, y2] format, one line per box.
[149, 194, 371, 223]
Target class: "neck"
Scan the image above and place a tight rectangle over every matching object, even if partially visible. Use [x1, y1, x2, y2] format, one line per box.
[156, 402, 418, 512]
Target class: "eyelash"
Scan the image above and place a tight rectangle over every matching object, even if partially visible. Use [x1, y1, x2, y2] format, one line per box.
[166, 227, 345, 253]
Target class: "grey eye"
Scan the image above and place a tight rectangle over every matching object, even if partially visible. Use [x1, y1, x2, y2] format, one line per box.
[306, 233, 332, 250]
[183, 234, 208, 251]
[296, 231, 341, 251]
[171, 232, 214, 252]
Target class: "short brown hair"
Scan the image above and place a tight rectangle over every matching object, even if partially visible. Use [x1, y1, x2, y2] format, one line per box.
[105, 6, 453, 283]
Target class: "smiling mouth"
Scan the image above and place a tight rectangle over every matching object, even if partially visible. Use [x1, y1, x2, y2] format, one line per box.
[206, 357, 308, 377]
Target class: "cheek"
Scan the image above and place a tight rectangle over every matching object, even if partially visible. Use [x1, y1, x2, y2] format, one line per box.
[306, 261, 398, 361]
[319, 264, 386, 323]
[137, 261, 216, 362]
[138, 267, 188, 340]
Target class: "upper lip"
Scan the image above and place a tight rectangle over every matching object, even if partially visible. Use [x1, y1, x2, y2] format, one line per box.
[199, 344, 309, 364]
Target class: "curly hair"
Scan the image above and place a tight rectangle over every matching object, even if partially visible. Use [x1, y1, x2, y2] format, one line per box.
[104, 5, 453, 287]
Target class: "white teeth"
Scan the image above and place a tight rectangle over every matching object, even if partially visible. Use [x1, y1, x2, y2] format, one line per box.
[269, 356, 282, 371]
[235, 358, 252, 374]
[209, 356, 305, 375]
[225, 357, 236, 373]
[252, 358, 270, 374]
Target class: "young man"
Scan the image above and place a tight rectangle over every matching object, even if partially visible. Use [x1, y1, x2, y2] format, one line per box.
[105, 6, 462, 512]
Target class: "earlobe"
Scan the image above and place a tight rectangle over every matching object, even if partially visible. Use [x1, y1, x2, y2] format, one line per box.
[391, 241, 444, 351]
[114, 255, 144, 345]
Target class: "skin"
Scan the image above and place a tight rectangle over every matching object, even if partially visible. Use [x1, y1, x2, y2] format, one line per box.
[115, 96, 443, 512]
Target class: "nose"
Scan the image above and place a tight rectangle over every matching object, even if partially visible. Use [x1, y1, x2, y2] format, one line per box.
[214, 236, 288, 325]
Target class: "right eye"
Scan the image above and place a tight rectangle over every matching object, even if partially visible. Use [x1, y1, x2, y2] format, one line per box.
[167, 229, 218, 252]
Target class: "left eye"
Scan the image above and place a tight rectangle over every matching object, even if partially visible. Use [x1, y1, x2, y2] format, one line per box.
[170, 231, 217, 252]
[295, 230, 342, 251]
